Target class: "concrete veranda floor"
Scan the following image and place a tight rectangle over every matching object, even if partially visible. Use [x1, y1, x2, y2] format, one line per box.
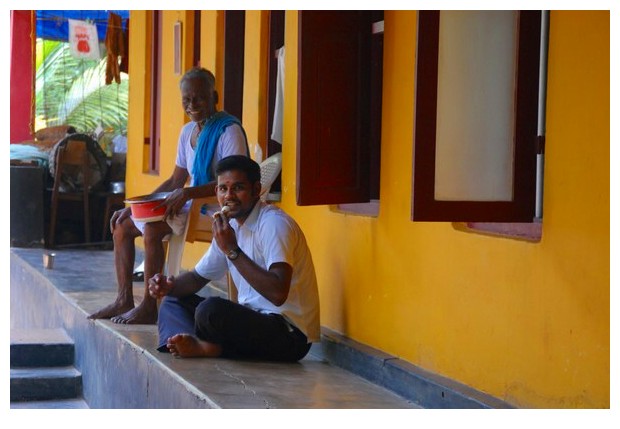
[9, 246, 420, 409]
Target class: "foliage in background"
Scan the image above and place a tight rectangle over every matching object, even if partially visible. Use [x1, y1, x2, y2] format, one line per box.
[35, 38, 128, 134]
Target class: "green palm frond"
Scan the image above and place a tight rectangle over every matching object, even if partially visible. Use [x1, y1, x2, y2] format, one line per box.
[35, 39, 61, 71]
[61, 66, 128, 132]
[35, 38, 128, 134]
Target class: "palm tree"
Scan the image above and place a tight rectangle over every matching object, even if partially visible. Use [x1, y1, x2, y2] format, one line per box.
[35, 39, 128, 135]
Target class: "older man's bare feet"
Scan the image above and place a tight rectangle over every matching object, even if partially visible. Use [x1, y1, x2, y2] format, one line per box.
[110, 302, 158, 324]
[166, 334, 223, 358]
[88, 302, 134, 320]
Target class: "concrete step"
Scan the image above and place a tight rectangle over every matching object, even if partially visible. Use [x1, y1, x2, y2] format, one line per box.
[10, 398, 89, 409]
[11, 328, 75, 368]
[10, 328, 85, 405]
[10, 366, 83, 402]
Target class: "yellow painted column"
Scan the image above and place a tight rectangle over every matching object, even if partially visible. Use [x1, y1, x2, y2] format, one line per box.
[242, 10, 269, 160]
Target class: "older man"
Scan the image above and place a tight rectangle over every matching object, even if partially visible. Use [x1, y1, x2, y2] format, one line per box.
[89, 68, 249, 324]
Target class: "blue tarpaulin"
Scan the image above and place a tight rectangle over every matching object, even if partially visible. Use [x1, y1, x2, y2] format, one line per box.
[36, 10, 129, 41]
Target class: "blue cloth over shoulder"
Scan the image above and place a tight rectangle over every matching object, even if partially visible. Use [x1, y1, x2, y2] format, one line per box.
[192, 111, 248, 187]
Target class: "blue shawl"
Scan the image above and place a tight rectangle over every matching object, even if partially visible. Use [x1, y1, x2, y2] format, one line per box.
[192, 111, 247, 187]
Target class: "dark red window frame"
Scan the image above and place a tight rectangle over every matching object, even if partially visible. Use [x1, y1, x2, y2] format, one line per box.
[297, 11, 374, 206]
[412, 11, 542, 222]
[222, 11, 245, 122]
[147, 10, 162, 174]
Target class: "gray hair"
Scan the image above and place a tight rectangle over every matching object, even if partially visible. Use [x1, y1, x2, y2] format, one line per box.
[180, 67, 216, 90]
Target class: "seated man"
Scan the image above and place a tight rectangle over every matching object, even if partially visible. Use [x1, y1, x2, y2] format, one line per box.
[149, 155, 321, 362]
[89, 67, 249, 324]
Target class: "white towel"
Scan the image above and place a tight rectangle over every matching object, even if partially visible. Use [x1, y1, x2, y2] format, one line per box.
[271, 46, 285, 145]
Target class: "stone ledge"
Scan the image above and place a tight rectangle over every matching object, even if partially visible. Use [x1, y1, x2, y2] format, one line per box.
[319, 327, 514, 409]
[10, 248, 418, 409]
[10, 328, 75, 368]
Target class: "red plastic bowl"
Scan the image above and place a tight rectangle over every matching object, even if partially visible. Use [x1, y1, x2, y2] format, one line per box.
[125, 192, 170, 222]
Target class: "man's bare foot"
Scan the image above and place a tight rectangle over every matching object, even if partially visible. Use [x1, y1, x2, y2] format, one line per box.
[88, 302, 134, 320]
[166, 334, 223, 358]
[110, 302, 157, 325]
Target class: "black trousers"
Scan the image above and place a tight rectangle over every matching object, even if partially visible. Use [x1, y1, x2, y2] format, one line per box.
[157, 295, 311, 362]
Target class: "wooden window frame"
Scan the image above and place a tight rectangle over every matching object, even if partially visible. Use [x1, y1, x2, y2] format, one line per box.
[193, 10, 201, 67]
[297, 11, 381, 208]
[265, 10, 285, 194]
[412, 11, 542, 223]
[222, 11, 245, 122]
[146, 10, 162, 174]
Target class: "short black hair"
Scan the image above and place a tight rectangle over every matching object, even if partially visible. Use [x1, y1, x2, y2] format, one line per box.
[216, 155, 261, 184]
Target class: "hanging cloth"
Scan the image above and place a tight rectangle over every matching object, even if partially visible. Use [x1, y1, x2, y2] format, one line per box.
[271, 46, 285, 144]
[105, 12, 125, 84]
[119, 18, 129, 74]
[192, 111, 248, 187]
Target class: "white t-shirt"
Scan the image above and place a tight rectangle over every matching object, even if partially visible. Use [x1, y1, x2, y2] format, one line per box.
[133, 120, 247, 235]
[195, 201, 321, 343]
[176, 121, 248, 187]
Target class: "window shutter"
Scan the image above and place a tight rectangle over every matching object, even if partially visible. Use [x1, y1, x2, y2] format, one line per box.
[412, 11, 541, 222]
[223, 11, 245, 122]
[297, 11, 372, 206]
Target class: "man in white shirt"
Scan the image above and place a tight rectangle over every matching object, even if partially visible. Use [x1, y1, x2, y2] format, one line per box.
[149, 155, 320, 361]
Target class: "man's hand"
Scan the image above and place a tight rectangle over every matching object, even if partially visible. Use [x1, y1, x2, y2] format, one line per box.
[110, 207, 132, 233]
[212, 209, 238, 253]
[148, 273, 175, 299]
[158, 188, 189, 220]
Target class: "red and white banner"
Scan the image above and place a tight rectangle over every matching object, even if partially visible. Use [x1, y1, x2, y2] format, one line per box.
[68, 19, 100, 60]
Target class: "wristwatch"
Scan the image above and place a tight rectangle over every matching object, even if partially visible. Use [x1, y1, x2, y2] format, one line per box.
[226, 246, 242, 261]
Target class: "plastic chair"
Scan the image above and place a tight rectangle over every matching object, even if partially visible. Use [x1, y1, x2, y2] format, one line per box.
[164, 196, 216, 277]
[163, 231, 189, 277]
[259, 152, 282, 200]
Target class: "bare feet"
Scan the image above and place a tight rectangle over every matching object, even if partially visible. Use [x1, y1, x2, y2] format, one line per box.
[110, 302, 158, 324]
[88, 301, 134, 320]
[166, 334, 223, 358]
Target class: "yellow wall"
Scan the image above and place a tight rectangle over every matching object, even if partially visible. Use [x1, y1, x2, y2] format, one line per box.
[127, 10, 215, 257]
[126, 10, 609, 408]
[242, 10, 269, 160]
[127, 11, 192, 196]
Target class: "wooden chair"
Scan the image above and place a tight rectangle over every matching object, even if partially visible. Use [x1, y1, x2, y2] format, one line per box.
[48, 139, 92, 247]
